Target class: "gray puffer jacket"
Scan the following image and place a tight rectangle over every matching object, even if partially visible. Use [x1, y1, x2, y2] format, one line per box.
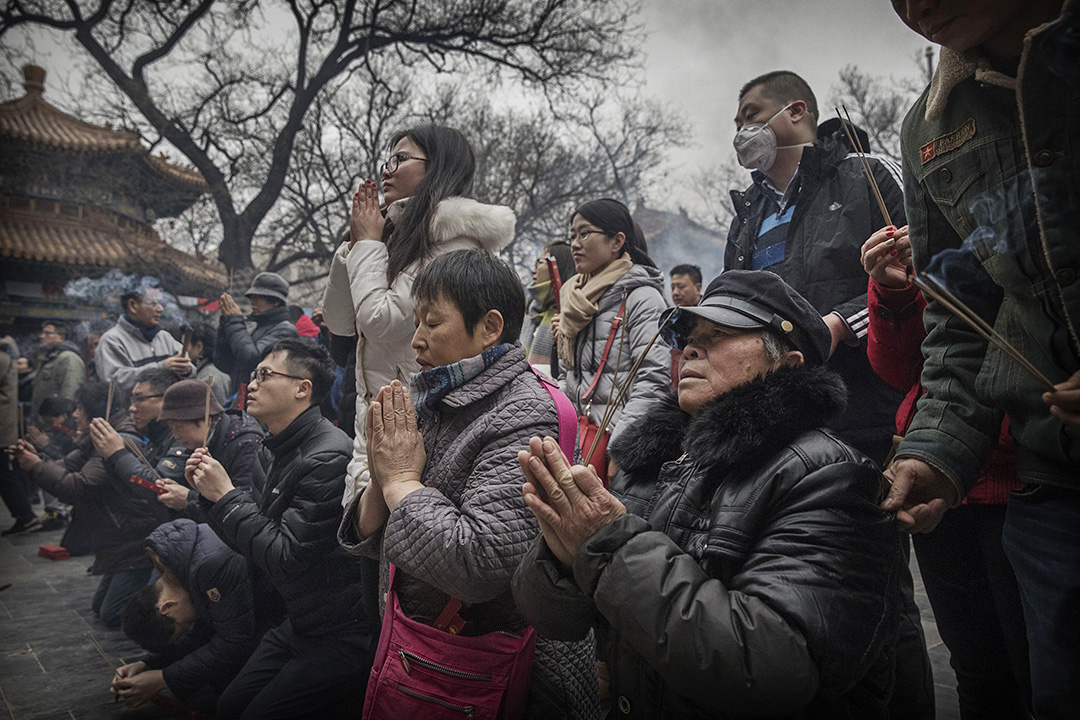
[340, 346, 599, 719]
[560, 264, 671, 447]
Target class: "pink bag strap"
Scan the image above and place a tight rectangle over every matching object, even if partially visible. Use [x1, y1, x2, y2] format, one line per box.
[529, 365, 577, 461]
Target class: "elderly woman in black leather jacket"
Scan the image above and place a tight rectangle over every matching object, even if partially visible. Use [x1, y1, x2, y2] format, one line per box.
[513, 270, 908, 720]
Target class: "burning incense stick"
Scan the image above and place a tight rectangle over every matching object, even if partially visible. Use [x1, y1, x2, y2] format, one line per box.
[584, 308, 679, 466]
[546, 256, 563, 313]
[86, 631, 119, 670]
[105, 379, 116, 423]
[836, 106, 894, 228]
[911, 273, 1057, 392]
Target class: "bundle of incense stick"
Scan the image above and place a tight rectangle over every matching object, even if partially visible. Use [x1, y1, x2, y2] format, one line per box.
[835, 106, 894, 228]
[202, 376, 214, 447]
[105, 379, 116, 423]
[584, 308, 679, 465]
[546, 256, 563, 312]
[911, 273, 1057, 392]
[180, 328, 193, 358]
[123, 436, 163, 482]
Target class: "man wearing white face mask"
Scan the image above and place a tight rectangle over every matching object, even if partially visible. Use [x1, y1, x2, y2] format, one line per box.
[725, 70, 906, 470]
[725, 70, 933, 720]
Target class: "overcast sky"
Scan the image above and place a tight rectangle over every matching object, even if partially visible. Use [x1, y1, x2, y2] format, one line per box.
[639, 0, 927, 202]
[6, 1, 928, 217]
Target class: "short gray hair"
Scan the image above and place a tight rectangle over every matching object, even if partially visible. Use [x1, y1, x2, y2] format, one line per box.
[760, 329, 791, 363]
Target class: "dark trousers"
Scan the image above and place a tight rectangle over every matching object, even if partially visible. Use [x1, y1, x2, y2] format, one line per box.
[890, 535, 936, 720]
[1002, 484, 1080, 720]
[0, 455, 35, 524]
[92, 568, 152, 628]
[217, 619, 375, 720]
[914, 504, 1031, 719]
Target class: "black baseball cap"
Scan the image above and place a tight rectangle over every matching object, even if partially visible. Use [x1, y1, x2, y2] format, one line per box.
[660, 270, 831, 366]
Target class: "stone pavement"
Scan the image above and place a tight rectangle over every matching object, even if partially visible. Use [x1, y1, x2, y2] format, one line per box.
[0, 505, 962, 720]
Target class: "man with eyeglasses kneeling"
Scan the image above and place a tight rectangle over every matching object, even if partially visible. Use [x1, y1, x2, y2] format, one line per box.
[186, 338, 377, 719]
[513, 271, 907, 719]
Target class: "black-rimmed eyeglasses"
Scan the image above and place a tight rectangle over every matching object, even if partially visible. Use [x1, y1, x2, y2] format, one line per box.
[382, 152, 428, 175]
[250, 368, 307, 384]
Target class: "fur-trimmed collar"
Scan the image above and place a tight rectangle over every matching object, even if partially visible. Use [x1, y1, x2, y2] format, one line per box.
[924, 0, 1076, 121]
[385, 196, 515, 253]
[609, 364, 848, 477]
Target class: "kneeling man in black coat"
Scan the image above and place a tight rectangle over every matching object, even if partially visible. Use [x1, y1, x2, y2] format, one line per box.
[188, 339, 376, 719]
[112, 519, 259, 710]
[513, 270, 911, 719]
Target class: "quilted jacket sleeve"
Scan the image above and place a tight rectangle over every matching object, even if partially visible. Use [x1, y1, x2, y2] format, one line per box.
[162, 551, 258, 699]
[608, 287, 671, 446]
[382, 396, 555, 605]
[206, 448, 348, 581]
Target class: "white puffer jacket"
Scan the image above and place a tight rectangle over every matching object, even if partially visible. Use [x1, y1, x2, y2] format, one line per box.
[321, 196, 516, 507]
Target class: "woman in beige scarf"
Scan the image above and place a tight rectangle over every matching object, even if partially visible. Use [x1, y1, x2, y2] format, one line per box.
[554, 199, 671, 484]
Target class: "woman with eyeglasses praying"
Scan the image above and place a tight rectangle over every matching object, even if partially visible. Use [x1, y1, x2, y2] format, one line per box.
[322, 125, 516, 510]
[554, 198, 670, 487]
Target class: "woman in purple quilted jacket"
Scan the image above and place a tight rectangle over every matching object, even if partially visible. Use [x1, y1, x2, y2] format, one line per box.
[339, 249, 598, 719]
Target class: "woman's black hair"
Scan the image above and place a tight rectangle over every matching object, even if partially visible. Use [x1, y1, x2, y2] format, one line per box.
[571, 198, 656, 268]
[412, 249, 526, 345]
[76, 382, 110, 420]
[385, 125, 477, 283]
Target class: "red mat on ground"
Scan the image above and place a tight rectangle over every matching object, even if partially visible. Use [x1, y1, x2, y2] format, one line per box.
[38, 544, 69, 561]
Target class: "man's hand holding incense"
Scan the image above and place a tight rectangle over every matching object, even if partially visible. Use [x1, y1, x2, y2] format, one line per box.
[156, 477, 192, 510]
[1044, 368, 1080, 429]
[89, 417, 124, 458]
[520, 436, 626, 569]
[188, 448, 234, 502]
[882, 457, 960, 533]
[7, 440, 41, 471]
[24, 425, 49, 450]
[111, 664, 166, 708]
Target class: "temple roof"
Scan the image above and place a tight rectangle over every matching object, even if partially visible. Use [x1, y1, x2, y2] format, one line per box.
[0, 65, 207, 194]
[0, 202, 227, 296]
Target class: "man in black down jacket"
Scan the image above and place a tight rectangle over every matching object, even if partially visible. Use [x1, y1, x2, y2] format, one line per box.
[188, 338, 376, 719]
[513, 271, 907, 719]
[215, 271, 300, 399]
[112, 519, 259, 710]
[725, 71, 905, 467]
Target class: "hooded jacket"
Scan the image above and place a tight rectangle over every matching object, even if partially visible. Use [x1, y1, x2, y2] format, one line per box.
[559, 263, 671, 448]
[202, 405, 373, 636]
[30, 434, 172, 574]
[215, 305, 299, 392]
[95, 315, 186, 394]
[339, 346, 599, 719]
[897, 3, 1080, 492]
[514, 365, 903, 719]
[144, 519, 259, 699]
[725, 120, 906, 464]
[321, 196, 516, 506]
[30, 340, 85, 420]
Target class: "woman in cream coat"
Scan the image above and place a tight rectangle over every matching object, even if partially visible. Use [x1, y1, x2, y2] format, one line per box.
[322, 125, 515, 507]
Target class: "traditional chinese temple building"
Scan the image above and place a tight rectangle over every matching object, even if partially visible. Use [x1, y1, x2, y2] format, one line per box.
[0, 64, 225, 330]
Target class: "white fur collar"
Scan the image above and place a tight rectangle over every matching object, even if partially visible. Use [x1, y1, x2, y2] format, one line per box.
[384, 196, 515, 253]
